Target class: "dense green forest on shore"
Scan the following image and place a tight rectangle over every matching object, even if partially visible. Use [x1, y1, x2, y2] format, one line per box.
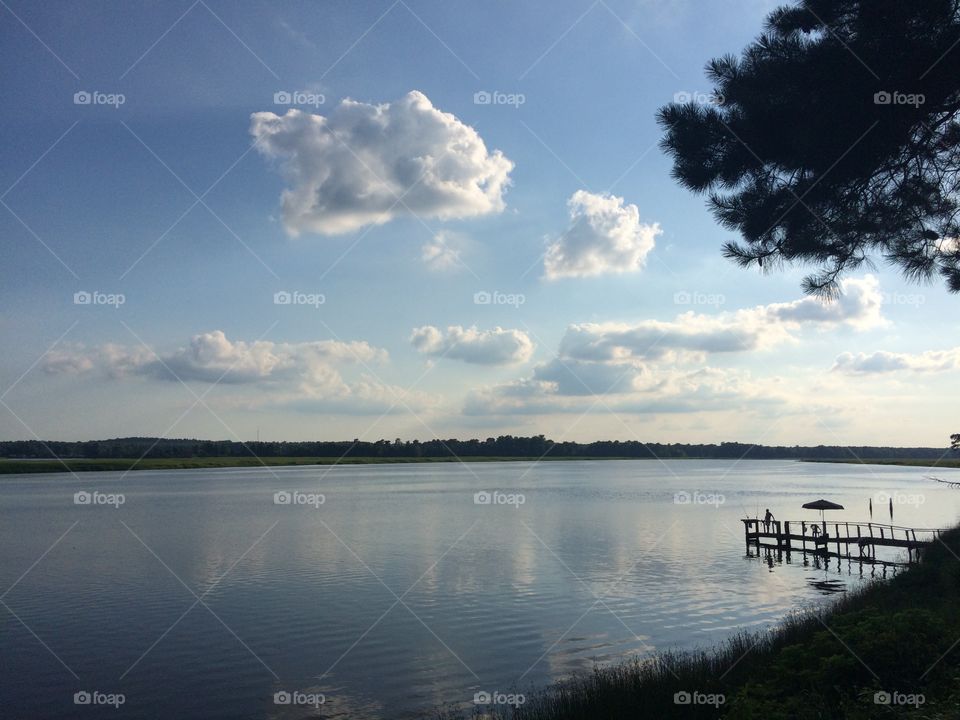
[0, 436, 951, 461]
[0, 456, 591, 474]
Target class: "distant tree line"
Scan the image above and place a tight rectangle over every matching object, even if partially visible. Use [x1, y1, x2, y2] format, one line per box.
[0, 436, 949, 461]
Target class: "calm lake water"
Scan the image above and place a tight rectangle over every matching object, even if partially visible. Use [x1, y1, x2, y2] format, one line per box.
[2, 459, 960, 719]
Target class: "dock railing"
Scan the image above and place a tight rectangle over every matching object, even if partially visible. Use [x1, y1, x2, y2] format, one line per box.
[742, 518, 943, 562]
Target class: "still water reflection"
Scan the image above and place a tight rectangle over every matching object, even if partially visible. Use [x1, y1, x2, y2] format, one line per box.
[2, 459, 958, 718]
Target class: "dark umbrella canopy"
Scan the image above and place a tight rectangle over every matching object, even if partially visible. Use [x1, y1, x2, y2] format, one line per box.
[802, 499, 845, 511]
[803, 498, 845, 525]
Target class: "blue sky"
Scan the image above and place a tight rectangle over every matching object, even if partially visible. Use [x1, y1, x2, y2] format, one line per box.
[0, 0, 954, 445]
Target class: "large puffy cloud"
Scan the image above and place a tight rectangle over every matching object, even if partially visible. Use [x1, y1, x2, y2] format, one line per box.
[543, 191, 661, 279]
[833, 348, 960, 375]
[250, 91, 514, 235]
[40, 331, 429, 414]
[411, 325, 534, 365]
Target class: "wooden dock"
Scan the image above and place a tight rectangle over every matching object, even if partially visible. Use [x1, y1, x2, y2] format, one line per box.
[742, 518, 944, 563]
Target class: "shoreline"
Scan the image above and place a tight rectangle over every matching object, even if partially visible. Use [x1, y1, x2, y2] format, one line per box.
[437, 524, 960, 719]
[0, 455, 633, 474]
[801, 457, 960, 469]
[3, 455, 959, 475]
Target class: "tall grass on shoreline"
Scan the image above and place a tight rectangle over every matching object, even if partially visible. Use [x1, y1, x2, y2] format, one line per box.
[435, 612, 830, 720]
[439, 528, 960, 719]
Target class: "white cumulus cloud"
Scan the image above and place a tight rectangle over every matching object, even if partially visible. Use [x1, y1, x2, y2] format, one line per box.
[158, 331, 387, 384]
[543, 190, 661, 279]
[250, 91, 514, 235]
[461, 276, 887, 416]
[832, 348, 960, 375]
[465, 364, 788, 416]
[766, 274, 886, 330]
[39, 331, 423, 414]
[410, 325, 534, 365]
[559, 274, 885, 363]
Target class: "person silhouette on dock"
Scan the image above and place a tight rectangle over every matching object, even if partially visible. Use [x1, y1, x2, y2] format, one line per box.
[763, 508, 774, 531]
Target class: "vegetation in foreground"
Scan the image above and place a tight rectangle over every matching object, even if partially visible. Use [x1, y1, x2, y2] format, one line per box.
[438, 528, 960, 719]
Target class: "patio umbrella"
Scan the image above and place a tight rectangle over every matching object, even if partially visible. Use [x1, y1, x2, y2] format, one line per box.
[802, 498, 845, 523]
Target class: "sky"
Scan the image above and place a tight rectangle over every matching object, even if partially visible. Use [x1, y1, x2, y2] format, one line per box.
[0, 0, 954, 446]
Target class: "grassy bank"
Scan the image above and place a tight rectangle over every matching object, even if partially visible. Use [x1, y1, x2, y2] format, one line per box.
[802, 458, 960, 469]
[441, 527, 960, 719]
[0, 455, 626, 474]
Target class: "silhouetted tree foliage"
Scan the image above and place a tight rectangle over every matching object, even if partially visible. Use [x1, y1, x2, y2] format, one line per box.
[0, 436, 948, 460]
[658, 0, 960, 295]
